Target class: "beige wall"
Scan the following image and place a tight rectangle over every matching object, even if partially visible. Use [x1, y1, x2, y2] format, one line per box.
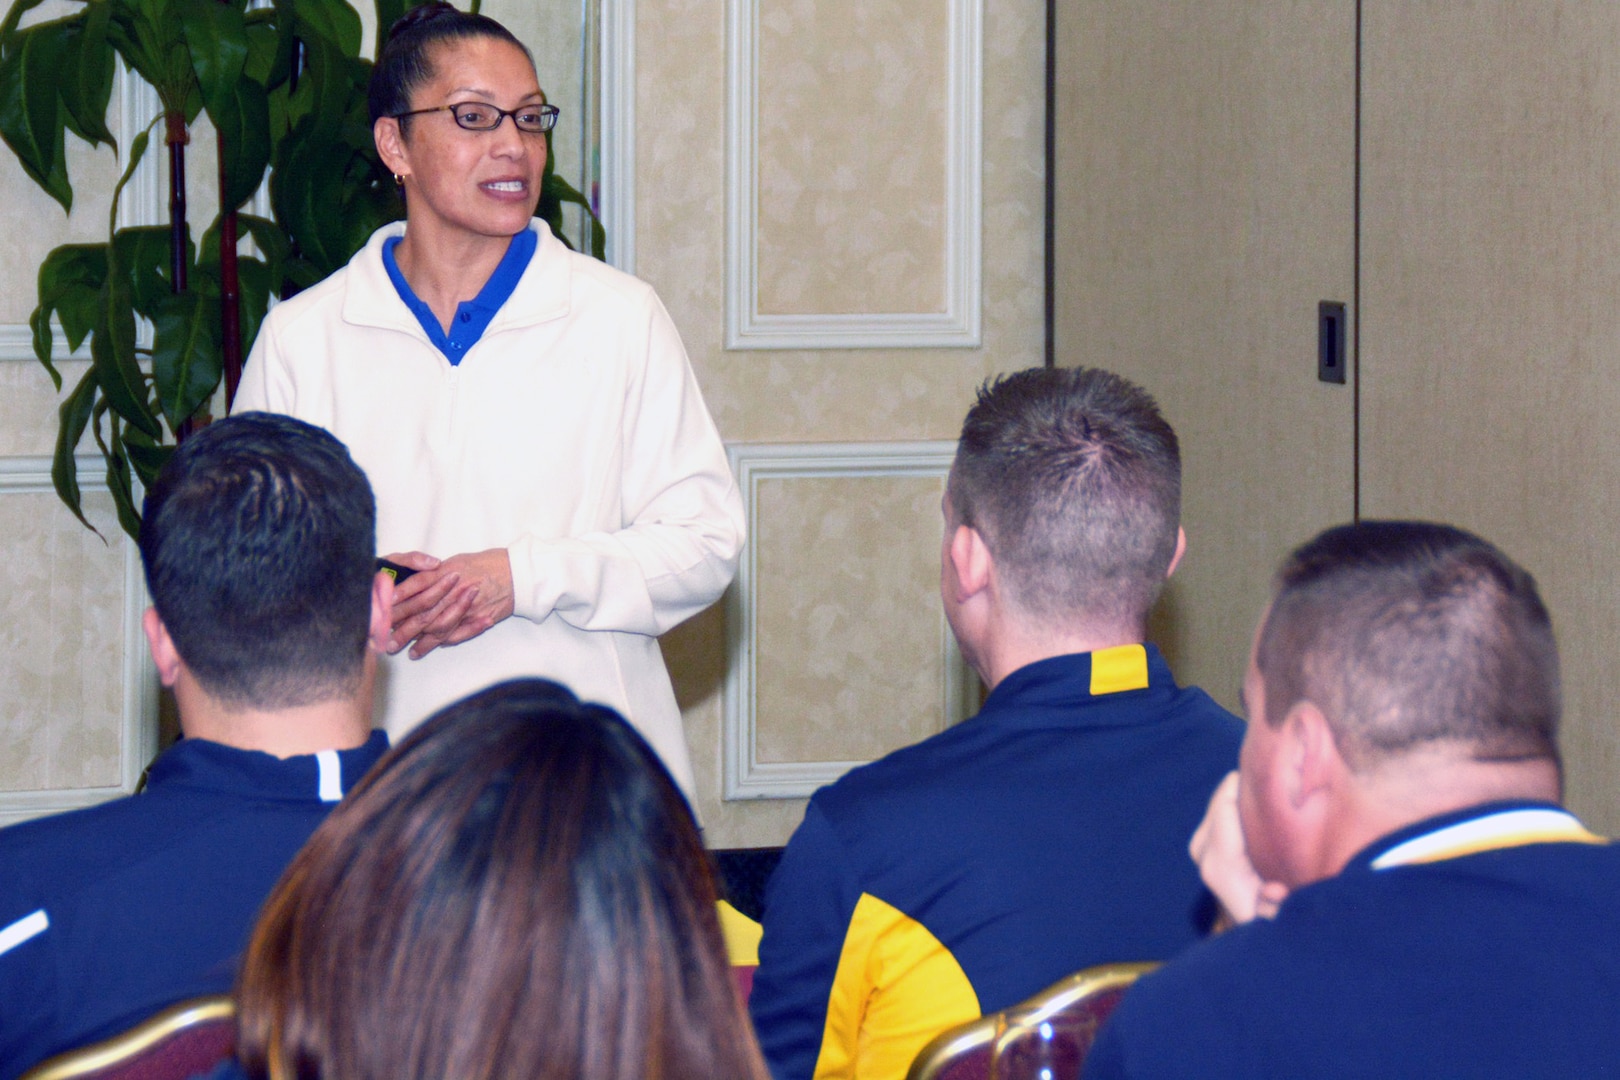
[639, 0, 1044, 845]
[0, 0, 1044, 843]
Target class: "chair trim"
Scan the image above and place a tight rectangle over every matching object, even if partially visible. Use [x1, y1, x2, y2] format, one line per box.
[905, 961, 1160, 1080]
[21, 995, 235, 1080]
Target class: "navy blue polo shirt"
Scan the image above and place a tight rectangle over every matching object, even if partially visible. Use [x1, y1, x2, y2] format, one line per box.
[382, 228, 536, 364]
[0, 732, 389, 1079]
[750, 645, 1244, 1080]
[1084, 801, 1620, 1079]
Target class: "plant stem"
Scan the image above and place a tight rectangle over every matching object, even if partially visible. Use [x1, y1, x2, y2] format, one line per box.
[165, 111, 188, 293]
[219, 127, 241, 408]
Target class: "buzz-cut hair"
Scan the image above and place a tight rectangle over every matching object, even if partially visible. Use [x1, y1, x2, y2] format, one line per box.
[947, 366, 1181, 632]
[139, 412, 378, 709]
[1256, 521, 1561, 772]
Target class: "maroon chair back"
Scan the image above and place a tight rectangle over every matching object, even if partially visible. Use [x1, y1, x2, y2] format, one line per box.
[20, 997, 235, 1080]
[906, 962, 1157, 1080]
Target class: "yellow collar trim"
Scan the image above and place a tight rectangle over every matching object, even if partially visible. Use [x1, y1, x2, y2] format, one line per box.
[1089, 644, 1150, 696]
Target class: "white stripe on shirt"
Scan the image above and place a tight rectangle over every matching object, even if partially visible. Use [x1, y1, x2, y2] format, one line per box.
[0, 910, 48, 958]
[316, 749, 342, 803]
[1371, 808, 1604, 870]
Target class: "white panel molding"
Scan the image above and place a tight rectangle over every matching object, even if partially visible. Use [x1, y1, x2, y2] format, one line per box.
[601, 0, 636, 272]
[722, 440, 976, 800]
[724, 0, 983, 350]
[118, 65, 166, 233]
[0, 326, 88, 364]
[0, 455, 159, 828]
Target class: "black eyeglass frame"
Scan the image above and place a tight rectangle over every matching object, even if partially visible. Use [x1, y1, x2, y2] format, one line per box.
[391, 102, 560, 133]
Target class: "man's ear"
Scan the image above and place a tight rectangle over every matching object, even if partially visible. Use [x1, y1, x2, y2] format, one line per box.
[947, 524, 994, 602]
[1280, 699, 1344, 809]
[1167, 526, 1188, 578]
[369, 570, 396, 654]
[374, 117, 409, 178]
[142, 608, 182, 689]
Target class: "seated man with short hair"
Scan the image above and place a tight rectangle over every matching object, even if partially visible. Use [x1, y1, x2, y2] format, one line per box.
[749, 367, 1244, 1080]
[0, 413, 394, 1078]
[1084, 521, 1620, 1079]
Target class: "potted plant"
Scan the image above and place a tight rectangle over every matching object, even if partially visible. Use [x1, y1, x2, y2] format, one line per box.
[0, 0, 600, 541]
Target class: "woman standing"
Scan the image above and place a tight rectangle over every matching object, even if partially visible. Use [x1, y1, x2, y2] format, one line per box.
[235, 4, 742, 791]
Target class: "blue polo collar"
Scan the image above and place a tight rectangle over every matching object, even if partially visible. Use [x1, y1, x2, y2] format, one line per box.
[382, 227, 537, 365]
[144, 730, 390, 804]
[984, 643, 1171, 713]
[1348, 800, 1607, 873]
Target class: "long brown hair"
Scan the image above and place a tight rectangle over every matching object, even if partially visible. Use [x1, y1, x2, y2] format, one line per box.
[234, 679, 769, 1080]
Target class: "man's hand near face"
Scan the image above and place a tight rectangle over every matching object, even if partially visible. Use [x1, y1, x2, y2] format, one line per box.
[1190, 771, 1290, 926]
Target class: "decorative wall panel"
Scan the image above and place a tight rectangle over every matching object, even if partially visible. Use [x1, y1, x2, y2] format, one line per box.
[725, 0, 982, 349]
[723, 441, 976, 798]
[0, 456, 158, 827]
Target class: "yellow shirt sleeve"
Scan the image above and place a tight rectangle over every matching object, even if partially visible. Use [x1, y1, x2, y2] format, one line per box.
[812, 893, 981, 1080]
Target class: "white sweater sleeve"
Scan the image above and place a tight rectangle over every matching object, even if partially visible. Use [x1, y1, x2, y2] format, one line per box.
[504, 292, 744, 636]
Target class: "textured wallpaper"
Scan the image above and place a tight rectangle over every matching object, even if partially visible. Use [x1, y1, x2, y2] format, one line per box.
[0, 489, 126, 793]
[754, 0, 949, 316]
[639, 0, 1046, 845]
[753, 473, 952, 763]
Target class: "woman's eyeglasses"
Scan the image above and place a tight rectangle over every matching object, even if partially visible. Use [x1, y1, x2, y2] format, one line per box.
[392, 102, 560, 133]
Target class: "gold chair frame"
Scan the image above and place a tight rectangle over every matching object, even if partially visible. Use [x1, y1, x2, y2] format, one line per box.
[906, 961, 1159, 1080]
[21, 995, 235, 1080]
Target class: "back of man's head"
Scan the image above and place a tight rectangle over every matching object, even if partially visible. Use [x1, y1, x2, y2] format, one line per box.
[1256, 521, 1561, 773]
[139, 412, 377, 710]
[948, 366, 1181, 632]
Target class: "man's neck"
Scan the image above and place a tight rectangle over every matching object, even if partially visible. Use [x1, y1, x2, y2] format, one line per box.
[175, 678, 373, 759]
[1315, 749, 1564, 880]
[976, 613, 1146, 690]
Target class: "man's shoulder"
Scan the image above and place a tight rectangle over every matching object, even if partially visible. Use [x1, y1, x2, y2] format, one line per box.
[0, 795, 153, 885]
[810, 718, 994, 822]
[1096, 840, 1620, 1077]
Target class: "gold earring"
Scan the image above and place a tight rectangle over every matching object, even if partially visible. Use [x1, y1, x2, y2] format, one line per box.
[393, 173, 404, 187]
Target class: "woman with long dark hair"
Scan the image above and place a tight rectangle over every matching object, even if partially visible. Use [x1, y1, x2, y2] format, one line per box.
[224, 679, 768, 1080]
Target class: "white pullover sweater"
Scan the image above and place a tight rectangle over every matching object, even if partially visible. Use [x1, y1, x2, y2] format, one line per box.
[234, 220, 743, 792]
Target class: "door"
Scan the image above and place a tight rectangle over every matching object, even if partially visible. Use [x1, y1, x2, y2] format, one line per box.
[1360, 2, 1620, 831]
[1053, 1, 1357, 711]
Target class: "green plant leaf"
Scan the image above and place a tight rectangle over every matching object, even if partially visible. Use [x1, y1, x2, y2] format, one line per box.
[113, 225, 180, 317]
[214, 75, 270, 211]
[538, 169, 607, 261]
[0, 19, 74, 210]
[60, 5, 116, 148]
[293, 35, 347, 142]
[371, 0, 406, 58]
[93, 267, 164, 439]
[271, 137, 342, 272]
[36, 242, 109, 357]
[0, 0, 51, 46]
[264, 0, 297, 89]
[151, 287, 222, 431]
[52, 367, 102, 537]
[179, 0, 247, 120]
[238, 213, 291, 286]
[291, 0, 361, 58]
[234, 255, 270, 364]
[104, 419, 142, 541]
[31, 308, 60, 387]
[121, 423, 173, 490]
[241, 17, 278, 84]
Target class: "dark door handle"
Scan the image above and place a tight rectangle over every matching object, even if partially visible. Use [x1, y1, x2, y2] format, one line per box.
[1319, 301, 1347, 384]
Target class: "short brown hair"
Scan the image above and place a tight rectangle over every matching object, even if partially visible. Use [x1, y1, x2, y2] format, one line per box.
[949, 366, 1181, 631]
[1256, 522, 1561, 771]
[234, 679, 769, 1080]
